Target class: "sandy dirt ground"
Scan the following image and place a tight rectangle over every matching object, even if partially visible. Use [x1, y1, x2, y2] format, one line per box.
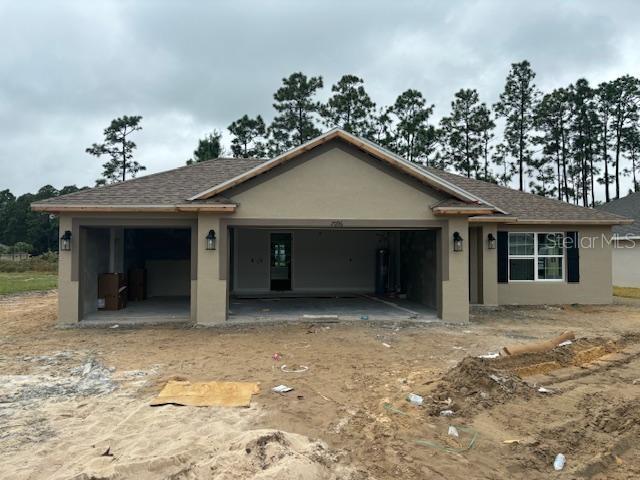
[1, 291, 640, 479]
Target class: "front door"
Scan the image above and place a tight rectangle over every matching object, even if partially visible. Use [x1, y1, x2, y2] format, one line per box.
[270, 233, 292, 291]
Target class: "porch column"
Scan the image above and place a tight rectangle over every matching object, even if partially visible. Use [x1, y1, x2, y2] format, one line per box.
[481, 223, 498, 305]
[57, 214, 80, 325]
[440, 217, 469, 323]
[195, 214, 228, 325]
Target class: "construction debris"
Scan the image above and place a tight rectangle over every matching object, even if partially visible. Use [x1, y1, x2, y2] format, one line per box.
[272, 385, 294, 393]
[281, 364, 309, 373]
[150, 380, 260, 407]
[501, 331, 575, 356]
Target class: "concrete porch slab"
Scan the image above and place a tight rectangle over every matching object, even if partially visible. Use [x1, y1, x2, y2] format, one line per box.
[227, 295, 438, 323]
[80, 297, 191, 327]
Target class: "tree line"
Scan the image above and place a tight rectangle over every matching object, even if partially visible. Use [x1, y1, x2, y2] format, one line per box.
[186, 63, 638, 207]
[85, 62, 640, 207]
[5, 60, 639, 254]
[0, 185, 85, 255]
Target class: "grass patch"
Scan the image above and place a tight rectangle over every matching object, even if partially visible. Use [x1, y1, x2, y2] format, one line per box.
[0, 272, 58, 295]
[613, 286, 640, 299]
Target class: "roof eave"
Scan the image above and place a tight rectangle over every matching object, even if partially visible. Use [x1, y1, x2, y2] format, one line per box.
[432, 206, 496, 216]
[31, 203, 237, 213]
[503, 218, 632, 225]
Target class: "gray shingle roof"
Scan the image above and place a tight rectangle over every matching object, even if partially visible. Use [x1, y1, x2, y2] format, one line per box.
[31, 136, 629, 225]
[422, 166, 628, 223]
[596, 192, 640, 236]
[33, 158, 265, 206]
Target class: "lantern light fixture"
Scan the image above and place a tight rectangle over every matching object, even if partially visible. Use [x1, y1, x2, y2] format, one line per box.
[205, 229, 217, 250]
[60, 230, 72, 251]
[453, 231, 463, 252]
[487, 233, 497, 250]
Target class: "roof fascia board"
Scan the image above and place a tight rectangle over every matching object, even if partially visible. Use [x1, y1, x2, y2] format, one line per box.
[503, 218, 632, 225]
[31, 204, 237, 213]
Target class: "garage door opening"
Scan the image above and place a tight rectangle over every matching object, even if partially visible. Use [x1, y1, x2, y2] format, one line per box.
[80, 227, 192, 324]
[228, 228, 439, 321]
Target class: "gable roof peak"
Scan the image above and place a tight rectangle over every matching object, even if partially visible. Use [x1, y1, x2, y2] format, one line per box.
[187, 128, 497, 209]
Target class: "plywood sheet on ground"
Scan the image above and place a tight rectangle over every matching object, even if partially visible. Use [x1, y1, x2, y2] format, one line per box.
[150, 380, 260, 407]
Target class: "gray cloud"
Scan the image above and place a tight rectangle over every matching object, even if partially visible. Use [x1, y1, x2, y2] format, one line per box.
[1, 0, 639, 196]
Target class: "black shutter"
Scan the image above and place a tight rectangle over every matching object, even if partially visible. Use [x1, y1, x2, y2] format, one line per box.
[566, 231, 580, 283]
[497, 231, 508, 283]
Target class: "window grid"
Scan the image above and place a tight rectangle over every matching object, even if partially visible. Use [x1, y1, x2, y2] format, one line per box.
[508, 232, 564, 282]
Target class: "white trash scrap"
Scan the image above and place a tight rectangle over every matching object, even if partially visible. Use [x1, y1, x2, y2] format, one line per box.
[280, 365, 309, 373]
[272, 385, 294, 393]
[478, 352, 500, 359]
[554, 453, 566, 471]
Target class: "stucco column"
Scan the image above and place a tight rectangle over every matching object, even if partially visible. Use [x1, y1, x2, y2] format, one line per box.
[57, 215, 80, 325]
[481, 223, 498, 306]
[195, 214, 228, 325]
[440, 217, 469, 323]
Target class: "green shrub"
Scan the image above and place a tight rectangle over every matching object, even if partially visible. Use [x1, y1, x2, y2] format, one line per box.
[0, 253, 58, 273]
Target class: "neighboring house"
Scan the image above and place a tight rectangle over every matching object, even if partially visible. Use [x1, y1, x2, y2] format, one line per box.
[598, 192, 640, 287]
[32, 129, 630, 326]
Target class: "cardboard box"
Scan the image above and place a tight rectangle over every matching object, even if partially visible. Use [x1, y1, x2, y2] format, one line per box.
[98, 273, 127, 310]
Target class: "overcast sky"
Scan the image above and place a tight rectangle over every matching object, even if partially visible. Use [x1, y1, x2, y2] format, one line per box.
[1, 0, 639, 196]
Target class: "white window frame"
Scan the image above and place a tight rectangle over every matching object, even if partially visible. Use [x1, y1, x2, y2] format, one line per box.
[508, 232, 565, 283]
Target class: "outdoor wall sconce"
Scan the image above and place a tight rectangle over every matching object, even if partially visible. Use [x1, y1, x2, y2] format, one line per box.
[205, 229, 217, 250]
[487, 233, 497, 250]
[60, 230, 72, 251]
[453, 231, 463, 252]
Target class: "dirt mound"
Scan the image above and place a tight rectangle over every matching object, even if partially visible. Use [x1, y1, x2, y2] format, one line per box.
[423, 357, 534, 416]
[495, 337, 618, 376]
[66, 429, 366, 480]
[518, 394, 640, 476]
[422, 335, 635, 416]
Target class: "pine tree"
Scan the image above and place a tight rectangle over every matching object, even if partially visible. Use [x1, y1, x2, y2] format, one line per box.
[610, 75, 640, 198]
[439, 89, 486, 178]
[186, 131, 223, 165]
[622, 120, 640, 192]
[228, 115, 267, 158]
[494, 61, 540, 191]
[388, 89, 436, 163]
[534, 88, 572, 201]
[268, 72, 323, 155]
[86, 116, 144, 185]
[321, 75, 375, 137]
[476, 104, 496, 181]
[595, 81, 616, 202]
[492, 144, 514, 186]
[570, 80, 599, 207]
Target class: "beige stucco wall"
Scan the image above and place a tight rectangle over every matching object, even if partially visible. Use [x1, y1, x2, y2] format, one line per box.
[611, 238, 640, 287]
[195, 214, 227, 325]
[229, 142, 445, 221]
[57, 215, 80, 325]
[440, 217, 469, 322]
[496, 225, 613, 305]
[481, 224, 498, 305]
[232, 228, 381, 295]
